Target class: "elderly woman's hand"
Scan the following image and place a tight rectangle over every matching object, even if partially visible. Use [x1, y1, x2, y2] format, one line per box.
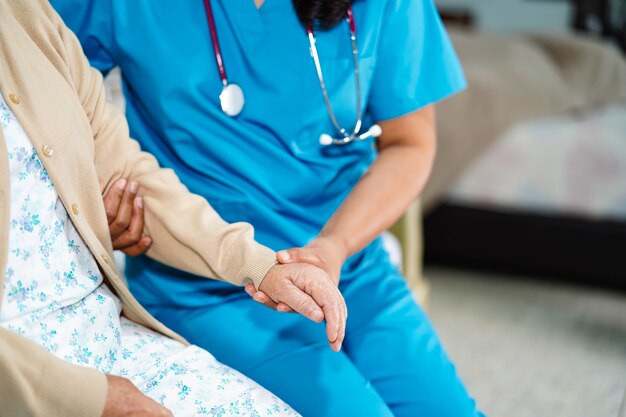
[103, 179, 153, 256]
[258, 263, 347, 352]
[244, 236, 348, 314]
[102, 375, 173, 417]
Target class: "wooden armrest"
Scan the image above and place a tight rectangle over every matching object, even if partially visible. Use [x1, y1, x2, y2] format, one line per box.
[389, 200, 430, 305]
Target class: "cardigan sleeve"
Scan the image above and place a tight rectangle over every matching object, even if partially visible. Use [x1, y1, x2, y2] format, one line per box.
[45, 2, 277, 289]
[0, 327, 107, 417]
[48, 0, 117, 75]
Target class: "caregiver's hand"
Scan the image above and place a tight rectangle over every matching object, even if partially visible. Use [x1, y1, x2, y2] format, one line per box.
[276, 236, 348, 285]
[102, 375, 173, 417]
[244, 236, 348, 314]
[103, 178, 153, 256]
[259, 263, 347, 351]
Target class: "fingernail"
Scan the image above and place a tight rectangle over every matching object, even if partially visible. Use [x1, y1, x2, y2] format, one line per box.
[129, 182, 139, 193]
[312, 310, 323, 321]
[278, 251, 290, 261]
[116, 179, 127, 190]
[136, 196, 143, 208]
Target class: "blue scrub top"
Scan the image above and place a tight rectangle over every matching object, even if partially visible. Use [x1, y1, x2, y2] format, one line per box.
[52, 0, 466, 307]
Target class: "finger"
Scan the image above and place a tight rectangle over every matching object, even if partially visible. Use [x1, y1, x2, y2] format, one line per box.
[255, 292, 295, 313]
[276, 302, 294, 313]
[157, 405, 174, 417]
[253, 291, 280, 310]
[113, 231, 149, 251]
[113, 196, 146, 250]
[243, 285, 276, 308]
[126, 196, 145, 241]
[103, 179, 127, 224]
[120, 236, 153, 257]
[110, 181, 138, 238]
[331, 294, 348, 352]
[276, 247, 321, 266]
[147, 397, 174, 417]
[279, 286, 324, 323]
[247, 287, 293, 312]
[245, 286, 293, 312]
[134, 383, 172, 417]
[308, 283, 345, 351]
[244, 283, 257, 297]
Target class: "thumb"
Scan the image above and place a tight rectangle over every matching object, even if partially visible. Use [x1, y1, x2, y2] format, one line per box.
[277, 247, 320, 265]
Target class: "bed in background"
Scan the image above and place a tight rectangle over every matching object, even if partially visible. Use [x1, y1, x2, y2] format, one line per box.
[424, 27, 626, 289]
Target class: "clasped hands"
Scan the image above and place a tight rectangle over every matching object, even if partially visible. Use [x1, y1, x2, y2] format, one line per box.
[104, 179, 349, 352]
[246, 236, 348, 351]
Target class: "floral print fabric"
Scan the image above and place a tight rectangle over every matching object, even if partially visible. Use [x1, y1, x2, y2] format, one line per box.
[0, 94, 299, 416]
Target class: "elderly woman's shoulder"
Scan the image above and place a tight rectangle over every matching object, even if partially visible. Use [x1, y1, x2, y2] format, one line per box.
[0, 0, 78, 77]
[1, 0, 65, 36]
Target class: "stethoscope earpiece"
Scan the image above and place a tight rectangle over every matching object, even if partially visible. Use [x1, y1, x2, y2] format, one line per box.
[319, 134, 334, 146]
[368, 124, 382, 138]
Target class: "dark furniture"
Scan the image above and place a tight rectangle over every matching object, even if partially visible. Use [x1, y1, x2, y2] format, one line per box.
[424, 204, 626, 291]
[569, 0, 625, 52]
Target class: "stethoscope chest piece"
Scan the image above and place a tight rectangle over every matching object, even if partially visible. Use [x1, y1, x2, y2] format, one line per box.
[220, 83, 245, 117]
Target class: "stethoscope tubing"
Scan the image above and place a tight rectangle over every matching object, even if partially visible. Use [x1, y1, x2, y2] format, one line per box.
[203, 0, 228, 86]
[202, 0, 381, 145]
[307, 7, 366, 145]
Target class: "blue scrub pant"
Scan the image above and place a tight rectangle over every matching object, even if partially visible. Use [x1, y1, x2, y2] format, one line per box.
[143, 248, 484, 417]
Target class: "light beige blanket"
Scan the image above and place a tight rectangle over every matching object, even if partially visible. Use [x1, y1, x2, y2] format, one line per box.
[426, 29, 626, 210]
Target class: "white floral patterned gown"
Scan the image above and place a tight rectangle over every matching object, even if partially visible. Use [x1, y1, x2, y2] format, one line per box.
[0, 94, 300, 417]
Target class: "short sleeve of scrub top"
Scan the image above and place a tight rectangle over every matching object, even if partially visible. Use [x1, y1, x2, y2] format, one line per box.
[366, 0, 466, 121]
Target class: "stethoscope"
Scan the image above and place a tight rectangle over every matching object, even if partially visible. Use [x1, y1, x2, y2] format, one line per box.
[202, 0, 382, 146]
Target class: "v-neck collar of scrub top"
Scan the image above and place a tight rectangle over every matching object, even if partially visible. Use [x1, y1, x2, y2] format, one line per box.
[219, 0, 284, 51]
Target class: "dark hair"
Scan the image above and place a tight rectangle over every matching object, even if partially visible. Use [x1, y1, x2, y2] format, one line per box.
[292, 0, 353, 29]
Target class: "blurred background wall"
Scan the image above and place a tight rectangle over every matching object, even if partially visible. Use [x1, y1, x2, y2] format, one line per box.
[436, 0, 571, 34]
